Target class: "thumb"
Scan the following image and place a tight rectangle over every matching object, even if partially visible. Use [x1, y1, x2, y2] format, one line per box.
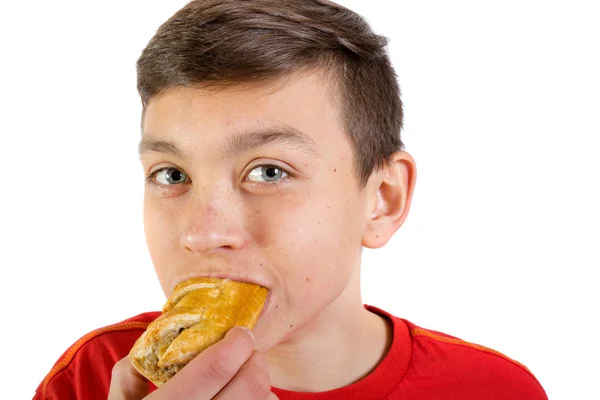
[108, 357, 151, 400]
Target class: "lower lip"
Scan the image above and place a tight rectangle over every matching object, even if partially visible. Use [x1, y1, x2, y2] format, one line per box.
[258, 290, 272, 319]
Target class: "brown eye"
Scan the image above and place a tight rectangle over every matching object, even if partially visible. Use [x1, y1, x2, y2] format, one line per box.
[247, 165, 287, 182]
[155, 168, 188, 185]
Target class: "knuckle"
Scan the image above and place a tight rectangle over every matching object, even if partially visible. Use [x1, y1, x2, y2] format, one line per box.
[246, 375, 271, 398]
[207, 358, 235, 380]
[246, 354, 271, 398]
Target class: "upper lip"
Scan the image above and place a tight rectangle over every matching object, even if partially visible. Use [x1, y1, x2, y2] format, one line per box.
[171, 272, 271, 295]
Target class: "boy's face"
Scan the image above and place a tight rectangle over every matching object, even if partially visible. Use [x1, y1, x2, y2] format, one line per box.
[140, 71, 378, 350]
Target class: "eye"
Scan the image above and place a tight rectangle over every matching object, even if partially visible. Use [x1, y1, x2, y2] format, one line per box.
[151, 167, 189, 185]
[246, 165, 288, 183]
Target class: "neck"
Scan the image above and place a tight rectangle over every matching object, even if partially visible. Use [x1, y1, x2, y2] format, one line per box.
[265, 270, 393, 392]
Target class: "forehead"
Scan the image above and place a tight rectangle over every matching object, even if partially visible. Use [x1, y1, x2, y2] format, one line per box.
[141, 71, 349, 158]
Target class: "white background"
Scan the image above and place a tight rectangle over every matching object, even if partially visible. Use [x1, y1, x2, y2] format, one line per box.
[1, 1, 598, 399]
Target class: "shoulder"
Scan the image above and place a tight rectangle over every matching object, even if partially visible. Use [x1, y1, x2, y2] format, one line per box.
[35, 311, 161, 400]
[401, 318, 548, 399]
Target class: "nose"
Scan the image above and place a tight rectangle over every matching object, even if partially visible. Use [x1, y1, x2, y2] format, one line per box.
[179, 190, 248, 254]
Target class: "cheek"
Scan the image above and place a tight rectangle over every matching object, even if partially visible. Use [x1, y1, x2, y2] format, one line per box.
[247, 187, 363, 302]
[143, 199, 179, 286]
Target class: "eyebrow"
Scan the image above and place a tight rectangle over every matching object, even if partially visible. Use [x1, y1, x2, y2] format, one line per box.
[138, 125, 320, 160]
[223, 126, 319, 159]
[138, 137, 183, 158]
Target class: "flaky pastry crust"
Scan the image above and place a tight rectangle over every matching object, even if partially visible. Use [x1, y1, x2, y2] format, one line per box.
[128, 278, 268, 386]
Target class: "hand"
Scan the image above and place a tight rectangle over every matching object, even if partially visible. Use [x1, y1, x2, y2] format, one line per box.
[108, 327, 279, 399]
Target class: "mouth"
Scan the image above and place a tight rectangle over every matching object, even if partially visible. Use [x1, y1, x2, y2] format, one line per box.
[170, 272, 273, 319]
[172, 272, 270, 292]
[258, 290, 272, 319]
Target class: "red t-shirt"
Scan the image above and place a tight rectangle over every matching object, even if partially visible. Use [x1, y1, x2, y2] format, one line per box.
[34, 306, 547, 399]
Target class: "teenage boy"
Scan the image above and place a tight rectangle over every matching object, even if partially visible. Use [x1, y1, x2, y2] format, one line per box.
[35, 1, 547, 399]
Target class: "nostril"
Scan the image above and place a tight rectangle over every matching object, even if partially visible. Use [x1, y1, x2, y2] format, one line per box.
[180, 230, 248, 254]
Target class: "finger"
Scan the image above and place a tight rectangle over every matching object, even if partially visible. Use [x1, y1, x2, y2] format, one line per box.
[213, 351, 271, 400]
[107, 357, 151, 400]
[146, 326, 255, 399]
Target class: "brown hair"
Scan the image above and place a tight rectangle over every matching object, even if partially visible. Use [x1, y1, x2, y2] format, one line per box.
[137, 0, 404, 188]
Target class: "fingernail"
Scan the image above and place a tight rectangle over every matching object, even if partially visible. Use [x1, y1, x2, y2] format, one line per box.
[237, 326, 255, 342]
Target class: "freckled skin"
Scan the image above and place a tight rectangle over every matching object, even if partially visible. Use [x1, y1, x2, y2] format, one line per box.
[141, 71, 372, 350]
[139, 70, 417, 388]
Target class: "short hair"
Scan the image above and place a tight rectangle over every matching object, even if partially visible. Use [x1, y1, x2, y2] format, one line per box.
[137, 0, 404, 188]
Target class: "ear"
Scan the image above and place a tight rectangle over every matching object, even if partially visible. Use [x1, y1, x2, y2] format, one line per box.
[361, 151, 417, 248]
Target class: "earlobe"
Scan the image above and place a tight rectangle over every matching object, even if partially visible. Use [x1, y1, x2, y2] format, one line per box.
[361, 151, 416, 249]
